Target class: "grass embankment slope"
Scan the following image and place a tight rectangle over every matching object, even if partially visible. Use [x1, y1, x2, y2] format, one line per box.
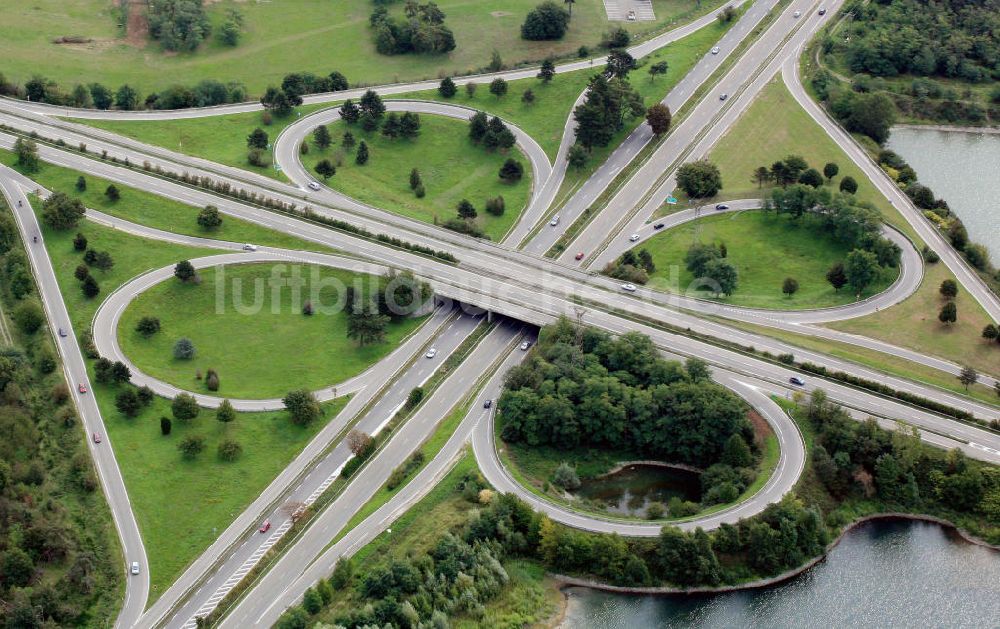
[0, 150, 324, 251]
[303, 116, 531, 241]
[2, 0, 718, 95]
[119, 264, 426, 399]
[34, 203, 350, 599]
[639, 210, 898, 310]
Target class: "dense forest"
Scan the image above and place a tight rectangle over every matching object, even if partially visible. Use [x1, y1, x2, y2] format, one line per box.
[0, 208, 121, 626]
[497, 320, 753, 468]
[814, 0, 1000, 126]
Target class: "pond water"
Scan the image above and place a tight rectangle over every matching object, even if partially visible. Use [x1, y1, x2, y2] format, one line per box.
[574, 464, 701, 517]
[559, 519, 1000, 628]
[886, 127, 1000, 261]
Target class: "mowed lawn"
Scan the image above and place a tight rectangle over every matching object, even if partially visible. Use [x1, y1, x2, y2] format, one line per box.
[640, 211, 898, 310]
[303, 117, 531, 241]
[119, 264, 427, 399]
[829, 262, 999, 378]
[0, 150, 325, 251]
[705, 77, 921, 243]
[0, 0, 714, 95]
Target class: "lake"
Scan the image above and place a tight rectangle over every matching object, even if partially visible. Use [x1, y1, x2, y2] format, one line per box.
[560, 519, 1000, 628]
[574, 464, 702, 517]
[886, 127, 1000, 261]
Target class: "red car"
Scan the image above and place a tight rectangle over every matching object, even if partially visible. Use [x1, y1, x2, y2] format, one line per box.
[78, 383, 88, 394]
[92, 433, 102, 444]
[259, 520, 271, 533]
[574, 252, 585, 261]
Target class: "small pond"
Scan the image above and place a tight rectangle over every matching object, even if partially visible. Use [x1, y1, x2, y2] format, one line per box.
[573, 464, 701, 517]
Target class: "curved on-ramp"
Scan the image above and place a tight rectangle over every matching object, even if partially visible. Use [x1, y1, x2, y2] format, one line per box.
[472, 370, 806, 536]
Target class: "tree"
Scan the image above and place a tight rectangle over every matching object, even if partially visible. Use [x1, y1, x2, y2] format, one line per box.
[844, 249, 879, 297]
[466, 82, 478, 98]
[489, 77, 509, 99]
[782, 277, 799, 297]
[485, 195, 505, 216]
[606, 49, 637, 79]
[455, 199, 477, 220]
[327, 71, 348, 91]
[136, 316, 161, 338]
[116, 390, 142, 418]
[75, 264, 90, 281]
[703, 258, 738, 296]
[399, 111, 421, 139]
[173, 337, 196, 360]
[957, 365, 978, 390]
[567, 143, 588, 169]
[347, 301, 389, 346]
[339, 99, 360, 124]
[314, 159, 336, 180]
[982, 324, 999, 343]
[217, 439, 242, 462]
[74, 176, 87, 194]
[13, 302, 44, 335]
[355, 141, 369, 165]
[409, 168, 422, 190]
[205, 368, 220, 391]
[347, 429, 374, 456]
[676, 160, 722, 198]
[826, 262, 847, 291]
[302, 587, 323, 615]
[823, 162, 839, 181]
[752, 166, 770, 188]
[939, 279, 958, 300]
[939, 301, 957, 325]
[499, 158, 524, 182]
[219, 15, 242, 46]
[172, 393, 200, 421]
[247, 127, 269, 150]
[521, 1, 571, 41]
[342, 131, 356, 150]
[13, 137, 40, 173]
[260, 86, 296, 116]
[381, 112, 401, 139]
[283, 389, 322, 426]
[538, 58, 556, 82]
[313, 125, 331, 150]
[845, 92, 897, 144]
[798, 168, 824, 188]
[41, 192, 86, 230]
[551, 462, 580, 490]
[82, 275, 100, 298]
[468, 110, 489, 143]
[114, 84, 140, 110]
[359, 90, 386, 119]
[438, 76, 457, 98]
[178, 435, 205, 459]
[721, 434, 753, 467]
[839, 176, 858, 194]
[645, 103, 672, 135]
[522, 88, 536, 105]
[331, 556, 354, 589]
[648, 61, 669, 81]
[197, 205, 223, 230]
[174, 260, 197, 282]
[161, 416, 172, 435]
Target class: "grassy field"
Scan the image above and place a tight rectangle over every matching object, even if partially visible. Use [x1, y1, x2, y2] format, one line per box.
[302, 116, 531, 241]
[1, 149, 326, 251]
[119, 264, 427, 399]
[638, 210, 898, 310]
[704, 77, 922, 243]
[31, 209, 352, 599]
[828, 262, 1000, 379]
[1, 0, 719, 96]
[315, 453, 560, 628]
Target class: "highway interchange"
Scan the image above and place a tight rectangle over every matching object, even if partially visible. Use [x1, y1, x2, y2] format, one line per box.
[1, 0, 998, 626]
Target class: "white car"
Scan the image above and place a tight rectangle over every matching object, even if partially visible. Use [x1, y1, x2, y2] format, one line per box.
[242, 243, 258, 251]
[621, 283, 637, 292]
[793, 10, 801, 17]
[626, 9, 636, 21]
[629, 234, 640, 242]
[425, 348, 437, 359]
[711, 46, 720, 55]
[307, 181, 321, 191]
[550, 215, 560, 226]
[520, 341, 531, 351]
[130, 562, 140, 575]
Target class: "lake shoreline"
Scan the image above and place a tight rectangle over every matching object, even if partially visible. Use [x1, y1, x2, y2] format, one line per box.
[548, 513, 1000, 603]
[893, 123, 1000, 135]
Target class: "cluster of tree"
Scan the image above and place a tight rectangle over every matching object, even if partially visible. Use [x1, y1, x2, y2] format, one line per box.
[752, 155, 843, 192]
[836, 0, 1000, 83]
[369, 1, 456, 55]
[218, 7, 245, 46]
[676, 160, 723, 199]
[521, 1, 571, 41]
[280, 71, 350, 101]
[603, 247, 655, 284]
[570, 54, 644, 165]
[804, 389, 1000, 523]
[810, 72, 899, 144]
[344, 271, 431, 346]
[684, 242, 738, 297]
[147, 0, 211, 52]
[0, 253, 122, 624]
[468, 111, 516, 151]
[498, 320, 754, 468]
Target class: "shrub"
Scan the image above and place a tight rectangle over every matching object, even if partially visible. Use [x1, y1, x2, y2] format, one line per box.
[178, 435, 206, 459]
[205, 369, 220, 391]
[646, 502, 666, 520]
[217, 439, 243, 462]
[498, 158, 524, 183]
[551, 462, 580, 490]
[173, 337, 196, 359]
[171, 393, 200, 420]
[521, 1, 570, 41]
